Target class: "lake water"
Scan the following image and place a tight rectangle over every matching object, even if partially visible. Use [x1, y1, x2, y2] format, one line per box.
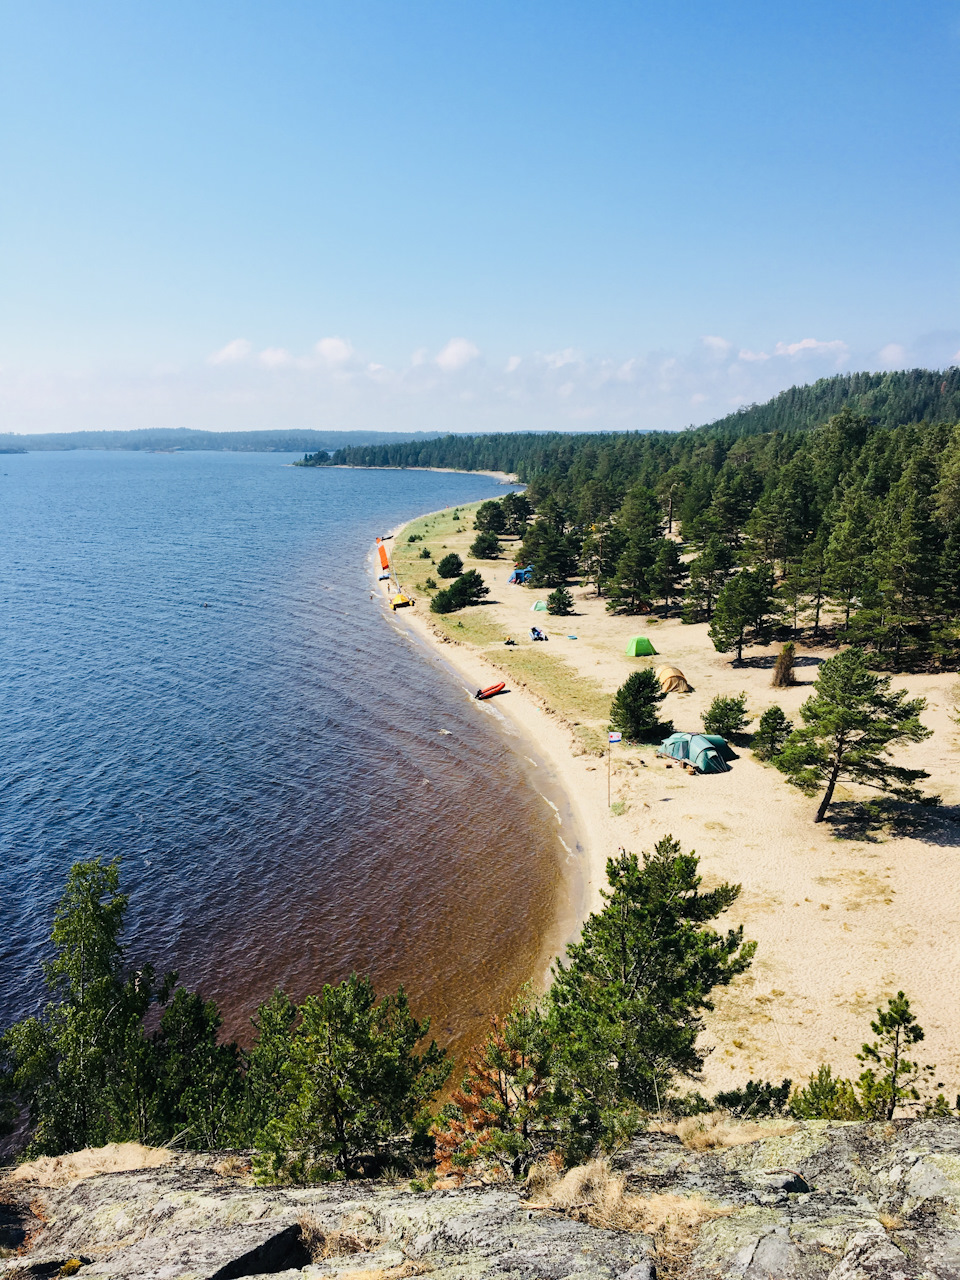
[0, 452, 571, 1055]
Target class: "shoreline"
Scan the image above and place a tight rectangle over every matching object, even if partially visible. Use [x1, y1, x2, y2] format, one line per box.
[327, 463, 519, 484]
[371, 511, 604, 996]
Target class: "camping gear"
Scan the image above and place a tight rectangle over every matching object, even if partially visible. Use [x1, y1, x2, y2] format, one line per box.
[475, 682, 506, 700]
[378, 573, 391, 581]
[377, 543, 390, 571]
[530, 627, 548, 641]
[625, 636, 657, 657]
[508, 564, 535, 584]
[657, 732, 730, 774]
[531, 600, 548, 612]
[390, 592, 412, 610]
[656, 665, 692, 693]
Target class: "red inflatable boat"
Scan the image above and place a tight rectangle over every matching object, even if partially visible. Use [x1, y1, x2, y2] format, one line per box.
[475, 682, 506, 700]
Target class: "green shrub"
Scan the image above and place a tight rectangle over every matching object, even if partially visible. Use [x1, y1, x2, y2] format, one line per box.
[424, 576, 437, 590]
[702, 692, 750, 739]
[470, 531, 501, 559]
[430, 570, 489, 614]
[437, 553, 463, 579]
[419, 547, 432, 559]
[753, 706, 793, 760]
[546, 587, 574, 616]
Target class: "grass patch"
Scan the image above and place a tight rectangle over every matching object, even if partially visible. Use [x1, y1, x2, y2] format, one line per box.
[434, 611, 504, 646]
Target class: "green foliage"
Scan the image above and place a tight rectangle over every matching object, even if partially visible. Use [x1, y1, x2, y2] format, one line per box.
[752, 706, 793, 761]
[791, 992, 935, 1121]
[149, 988, 243, 1148]
[474, 501, 507, 534]
[425, 576, 437, 589]
[683, 536, 734, 623]
[709, 568, 778, 662]
[713, 1078, 792, 1118]
[501, 491, 533, 535]
[257, 974, 449, 1180]
[546, 586, 574, 616]
[470, 531, 502, 559]
[436, 552, 463, 579]
[605, 532, 659, 614]
[608, 669, 672, 742]
[419, 547, 432, 559]
[242, 988, 299, 1140]
[790, 1065, 864, 1120]
[775, 647, 936, 822]
[432, 990, 554, 1179]
[519, 521, 578, 587]
[647, 538, 686, 612]
[547, 837, 755, 1155]
[702, 692, 750, 739]
[429, 569, 489, 613]
[407, 534, 423, 543]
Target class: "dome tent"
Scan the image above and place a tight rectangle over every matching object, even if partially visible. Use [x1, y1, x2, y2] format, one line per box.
[625, 636, 657, 657]
[657, 732, 730, 774]
[656, 665, 693, 693]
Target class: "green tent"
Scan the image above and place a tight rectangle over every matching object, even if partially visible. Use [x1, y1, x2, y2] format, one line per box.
[657, 732, 730, 774]
[625, 636, 657, 656]
[531, 600, 548, 612]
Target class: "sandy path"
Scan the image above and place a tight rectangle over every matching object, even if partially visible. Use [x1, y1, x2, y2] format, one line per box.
[377, 504, 960, 1098]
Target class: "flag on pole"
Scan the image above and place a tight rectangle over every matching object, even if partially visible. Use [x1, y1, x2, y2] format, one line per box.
[608, 731, 622, 743]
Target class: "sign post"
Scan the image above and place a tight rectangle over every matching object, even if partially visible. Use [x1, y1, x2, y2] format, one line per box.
[607, 731, 621, 807]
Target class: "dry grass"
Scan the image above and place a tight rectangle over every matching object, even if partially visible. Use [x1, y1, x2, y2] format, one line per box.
[213, 1154, 252, 1179]
[528, 1157, 729, 1238]
[9, 1143, 172, 1187]
[298, 1212, 381, 1261]
[343, 1265, 430, 1280]
[669, 1112, 797, 1151]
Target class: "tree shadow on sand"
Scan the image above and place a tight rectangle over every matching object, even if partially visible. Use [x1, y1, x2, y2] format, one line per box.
[826, 799, 960, 846]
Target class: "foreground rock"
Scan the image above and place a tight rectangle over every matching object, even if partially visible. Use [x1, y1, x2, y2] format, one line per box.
[2, 1120, 960, 1279]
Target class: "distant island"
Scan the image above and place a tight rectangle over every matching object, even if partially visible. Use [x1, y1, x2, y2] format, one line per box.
[0, 427, 443, 453]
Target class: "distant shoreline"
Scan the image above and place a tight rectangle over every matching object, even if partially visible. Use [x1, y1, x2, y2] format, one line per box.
[328, 463, 519, 484]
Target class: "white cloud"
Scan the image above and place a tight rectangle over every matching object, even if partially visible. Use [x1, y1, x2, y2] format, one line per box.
[773, 337, 847, 358]
[505, 355, 522, 373]
[435, 338, 480, 371]
[208, 338, 252, 365]
[315, 336, 355, 365]
[879, 343, 906, 367]
[544, 348, 580, 370]
[258, 347, 294, 368]
[738, 348, 770, 362]
[411, 347, 429, 366]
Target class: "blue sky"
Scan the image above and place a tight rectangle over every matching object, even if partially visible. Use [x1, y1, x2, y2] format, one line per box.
[2, 0, 958, 433]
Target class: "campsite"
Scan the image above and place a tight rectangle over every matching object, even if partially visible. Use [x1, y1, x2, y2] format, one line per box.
[387, 500, 960, 1095]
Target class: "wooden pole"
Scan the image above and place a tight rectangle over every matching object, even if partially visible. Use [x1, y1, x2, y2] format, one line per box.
[607, 744, 611, 807]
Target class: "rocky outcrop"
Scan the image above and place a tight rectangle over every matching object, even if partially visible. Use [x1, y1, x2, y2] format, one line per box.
[3, 1120, 960, 1279]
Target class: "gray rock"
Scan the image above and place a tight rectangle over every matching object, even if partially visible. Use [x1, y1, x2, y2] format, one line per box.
[5, 1120, 960, 1280]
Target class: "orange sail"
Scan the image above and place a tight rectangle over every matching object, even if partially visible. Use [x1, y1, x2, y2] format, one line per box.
[378, 543, 390, 570]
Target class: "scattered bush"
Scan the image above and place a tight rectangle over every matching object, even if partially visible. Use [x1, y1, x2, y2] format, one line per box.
[712, 1078, 792, 1118]
[752, 706, 793, 761]
[702, 692, 750, 739]
[424, 576, 437, 590]
[772, 642, 796, 687]
[470, 531, 501, 559]
[436, 553, 462, 579]
[430, 570, 489, 614]
[407, 534, 423, 543]
[609, 669, 672, 742]
[419, 547, 432, 559]
[546, 587, 574, 616]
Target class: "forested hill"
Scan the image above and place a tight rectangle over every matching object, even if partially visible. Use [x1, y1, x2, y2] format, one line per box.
[0, 427, 441, 452]
[303, 368, 960, 478]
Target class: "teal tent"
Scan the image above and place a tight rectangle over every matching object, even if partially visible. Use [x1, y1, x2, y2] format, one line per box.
[625, 636, 657, 656]
[657, 732, 730, 774]
[531, 600, 548, 612]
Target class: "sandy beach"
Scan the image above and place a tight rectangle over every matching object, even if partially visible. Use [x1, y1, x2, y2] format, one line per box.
[377, 500, 960, 1098]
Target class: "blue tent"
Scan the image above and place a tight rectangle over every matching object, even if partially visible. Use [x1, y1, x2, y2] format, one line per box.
[507, 564, 534, 584]
[657, 732, 730, 774]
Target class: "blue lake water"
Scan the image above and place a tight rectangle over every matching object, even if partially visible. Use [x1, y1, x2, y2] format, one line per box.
[0, 452, 568, 1052]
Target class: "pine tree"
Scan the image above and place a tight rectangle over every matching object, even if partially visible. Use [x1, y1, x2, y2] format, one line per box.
[609, 669, 672, 742]
[546, 586, 574, 616]
[683, 536, 734, 622]
[547, 839, 755, 1152]
[647, 539, 686, 613]
[501, 492, 532, 536]
[775, 647, 936, 822]
[752, 706, 793, 760]
[258, 975, 449, 1180]
[605, 533, 659, 614]
[824, 486, 875, 628]
[579, 519, 625, 597]
[474, 501, 507, 534]
[708, 567, 777, 661]
[470, 531, 501, 559]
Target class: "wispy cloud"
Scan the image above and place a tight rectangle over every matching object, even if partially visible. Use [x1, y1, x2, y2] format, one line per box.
[5, 330, 957, 435]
